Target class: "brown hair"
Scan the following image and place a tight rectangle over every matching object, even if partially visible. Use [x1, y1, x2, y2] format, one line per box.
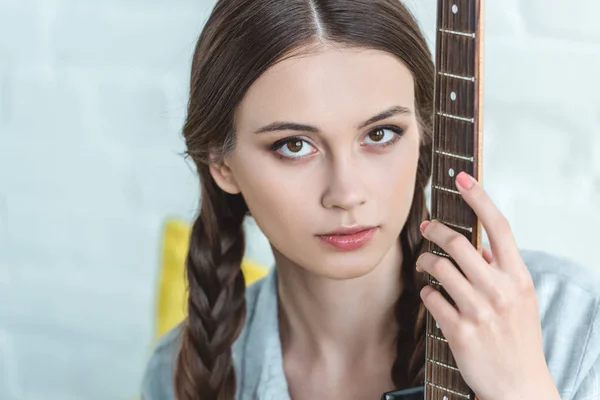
[175, 0, 434, 399]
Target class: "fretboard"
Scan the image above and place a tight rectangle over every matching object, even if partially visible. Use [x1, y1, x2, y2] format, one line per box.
[425, 1, 485, 399]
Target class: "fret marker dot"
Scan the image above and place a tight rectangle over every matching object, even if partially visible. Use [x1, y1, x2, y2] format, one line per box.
[450, 91, 457, 101]
[444, 397, 449, 400]
[452, 4, 458, 14]
[449, 168, 455, 177]
[436, 321, 440, 329]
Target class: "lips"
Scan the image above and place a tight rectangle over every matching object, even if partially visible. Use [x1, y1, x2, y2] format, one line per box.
[317, 226, 379, 251]
[320, 225, 377, 236]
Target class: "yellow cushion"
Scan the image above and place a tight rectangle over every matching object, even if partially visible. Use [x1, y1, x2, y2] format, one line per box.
[156, 218, 269, 338]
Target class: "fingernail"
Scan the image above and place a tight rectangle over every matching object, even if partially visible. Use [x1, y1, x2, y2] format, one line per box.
[419, 220, 430, 234]
[456, 171, 476, 190]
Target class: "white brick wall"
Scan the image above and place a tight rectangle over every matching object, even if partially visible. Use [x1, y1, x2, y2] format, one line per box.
[0, 0, 598, 399]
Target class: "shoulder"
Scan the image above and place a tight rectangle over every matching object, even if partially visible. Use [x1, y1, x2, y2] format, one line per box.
[521, 248, 600, 296]
[519, 248, 600, 399]
[140, 275, 271, 400]
[141, 323, 182, 400]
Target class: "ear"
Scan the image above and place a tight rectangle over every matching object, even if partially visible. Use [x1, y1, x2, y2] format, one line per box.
[208, 156, 241, 195]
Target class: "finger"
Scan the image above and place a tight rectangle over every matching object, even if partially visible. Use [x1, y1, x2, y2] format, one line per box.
[421, 220, 494, 290]
[417, 252, 479, 315]
[420, 285, 461, 340]
[455, 172, 520, 266]
[482, 245, 494, 264]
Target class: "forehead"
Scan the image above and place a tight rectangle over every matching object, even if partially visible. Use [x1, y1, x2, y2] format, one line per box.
[235, 47, 416, 131]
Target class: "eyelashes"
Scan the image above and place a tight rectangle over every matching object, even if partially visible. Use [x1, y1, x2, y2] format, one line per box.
[269, 125, 405, 161]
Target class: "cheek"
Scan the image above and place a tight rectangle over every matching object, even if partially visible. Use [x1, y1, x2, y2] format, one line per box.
[232, 159, 309, 238]
[373, 140, 420, 207]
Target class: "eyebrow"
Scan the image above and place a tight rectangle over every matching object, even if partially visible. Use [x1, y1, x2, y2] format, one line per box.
[253, 105, 412, 135]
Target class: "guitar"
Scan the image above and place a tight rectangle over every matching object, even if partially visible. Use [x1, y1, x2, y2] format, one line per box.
[382, 0, 485, 399]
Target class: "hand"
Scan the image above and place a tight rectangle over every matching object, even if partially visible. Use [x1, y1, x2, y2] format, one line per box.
[416, 172, 560, 400]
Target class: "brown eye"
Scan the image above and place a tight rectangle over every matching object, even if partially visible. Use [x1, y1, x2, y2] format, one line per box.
[271, 137, 316, 159]
[368, 130, 385, 142]
[287, 140, 303, 152]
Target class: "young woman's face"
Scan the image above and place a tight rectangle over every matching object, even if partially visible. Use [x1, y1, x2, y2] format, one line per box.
[213, 47, 421, 279]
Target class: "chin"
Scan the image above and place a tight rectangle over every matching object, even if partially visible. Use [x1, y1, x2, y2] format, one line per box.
[307, 249, 386, 280]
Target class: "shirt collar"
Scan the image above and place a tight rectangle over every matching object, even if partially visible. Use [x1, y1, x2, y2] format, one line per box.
[235, 267, 291, 400]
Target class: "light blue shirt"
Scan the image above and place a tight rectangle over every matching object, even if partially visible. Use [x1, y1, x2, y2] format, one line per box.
[142, 249, 600, 399]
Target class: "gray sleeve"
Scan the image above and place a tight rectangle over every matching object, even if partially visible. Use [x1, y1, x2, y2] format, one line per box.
[571, 357, 600, 400]
[571, 299, 600, 400]
[141, 325, 182, 400]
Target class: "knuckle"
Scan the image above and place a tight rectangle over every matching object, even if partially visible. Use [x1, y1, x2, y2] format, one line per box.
[447, 234, 467, 252]
[515, 273, 535, 294]
[432, 257, 449, 275]
[490, 290, 510, 313]
[471, 306, 492, 325]
[452, 324, 475, 349]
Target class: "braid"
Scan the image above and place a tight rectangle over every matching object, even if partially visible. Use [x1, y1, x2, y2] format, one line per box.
[174, 171, 248, 400]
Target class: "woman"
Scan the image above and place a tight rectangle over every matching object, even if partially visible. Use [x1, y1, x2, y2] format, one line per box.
[142, 1, 600, 399]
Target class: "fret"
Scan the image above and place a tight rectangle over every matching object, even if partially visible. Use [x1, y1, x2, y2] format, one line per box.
[431, 191, 476, 236]
[427, 332, 448, 343]
[438, 33, 475, 77]
[427, 0, 483, 398]
[425, 382, 472, 399]
[438, 71, 475, 82]
[426, 359, 473, 394]
[435, 150, 473, 162]
[436, 112, 474, 123]
[426, 322, 459, 367]
[425, 358, 458, 371]
[434, 117, 474, 157]
[429, 277, 443, 287]
[439, 0, 476, 33]
[433, 184, 461, 196]
[439, 28, 476, 38]
[431, 249, 450, 259]
[433, 152, 474, 193]
[427, 312, 443, 333]
[439, 220, 473, 233]
[437, 75, 475, 119]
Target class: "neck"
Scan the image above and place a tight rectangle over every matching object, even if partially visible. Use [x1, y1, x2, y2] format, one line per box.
[276, 240, 404, 368]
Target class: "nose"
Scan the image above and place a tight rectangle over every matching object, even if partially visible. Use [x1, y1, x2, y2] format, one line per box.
[321, 156, 368, 211]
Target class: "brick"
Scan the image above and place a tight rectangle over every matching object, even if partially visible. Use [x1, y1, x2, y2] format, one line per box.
[0, 196, 9, 285]
[93, 79, 172, 149]
[485, 0, 524, 38]
[484, 37, 600, 107]
[0, 2, 44, 64]
[404, 0, 523, 47]
[592, 120, 600, 203]
[2, 190, 160, 282]
[0, 2, 599, 400]
[401, 0, 438, 43]
[7, 66, 86, 137]
[484, 102, 578, 190]
[0, 329, 21, 400]
[0, 66, 6, 125]
[522, 0, 600, 42]
[123, 148, 198, 216]
[0, 277, 152, 343]
[52, 2, 209, 70]
[512, 200, 599, 271]
[10, 329, 145, 400]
